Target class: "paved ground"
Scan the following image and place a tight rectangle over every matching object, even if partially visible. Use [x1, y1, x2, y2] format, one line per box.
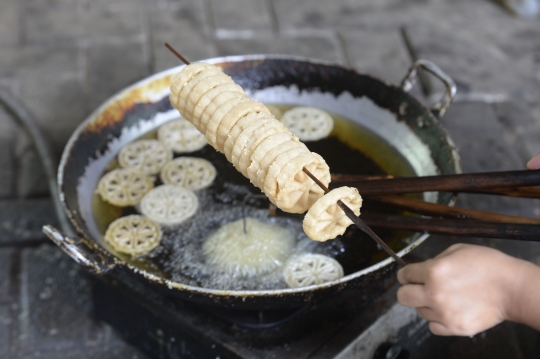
[1, 0, 540, 358]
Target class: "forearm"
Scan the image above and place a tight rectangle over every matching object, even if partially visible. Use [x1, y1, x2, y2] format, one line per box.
[504, 258, 540, 331]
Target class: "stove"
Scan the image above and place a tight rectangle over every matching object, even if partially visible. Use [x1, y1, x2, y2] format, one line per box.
[89, 269, 396, 359]
[90, 272, 395, 359]
[87, 269, 540, 359]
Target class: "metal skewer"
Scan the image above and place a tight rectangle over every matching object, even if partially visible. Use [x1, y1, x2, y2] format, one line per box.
[164, 43, 407, 267]
[302, 168, 407, 267]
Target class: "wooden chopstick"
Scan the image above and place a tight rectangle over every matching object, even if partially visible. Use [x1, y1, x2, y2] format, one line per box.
[459, 186, 540, 199]
[365, 195, 540, 224]
[331, 170, 540, 195]
[331, 174, 394, 181]
[362, 213, 540, 241]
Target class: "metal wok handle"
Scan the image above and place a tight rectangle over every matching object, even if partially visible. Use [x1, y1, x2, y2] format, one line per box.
[400, 59, 456, 117]
[43, 225, 117, 274]
[2, 88, 117, 275]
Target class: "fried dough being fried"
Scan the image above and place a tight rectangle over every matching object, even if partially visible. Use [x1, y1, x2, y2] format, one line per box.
[170, 63, 214, 108]
[248, 139, 301, 189]
[169, 62, 331, 214]
[223, 112, 263, 161]
[303, 187, 362, 241]
[192, 83, 244, 128]
[216, 101, 271, 150]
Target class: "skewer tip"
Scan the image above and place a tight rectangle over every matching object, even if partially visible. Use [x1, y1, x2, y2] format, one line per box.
[164, 43, 191, 66]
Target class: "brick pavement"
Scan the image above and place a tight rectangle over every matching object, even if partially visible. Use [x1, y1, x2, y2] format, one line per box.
[0, 0, 540, 358]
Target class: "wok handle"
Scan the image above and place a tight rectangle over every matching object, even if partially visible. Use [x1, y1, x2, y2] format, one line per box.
[400, 59, 457, 117]
[42, 225, 117, 274]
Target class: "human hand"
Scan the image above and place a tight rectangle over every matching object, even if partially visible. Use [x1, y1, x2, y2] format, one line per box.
[396, 244, 526, 336]
[526, 152, 540, 169]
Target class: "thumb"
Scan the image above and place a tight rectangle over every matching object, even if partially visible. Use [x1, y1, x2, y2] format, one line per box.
[527, 152, 540, 170]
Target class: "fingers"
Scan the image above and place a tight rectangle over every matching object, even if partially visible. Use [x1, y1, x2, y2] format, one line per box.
[416, 307, 439, 321]
[416, 308, 452, 335]
[428, 321, 454, 336]
[417, 308, 464, 336]
[397, 284, 427, 307]
[527, 152, 540, 170]
[397, 261, 430, 285]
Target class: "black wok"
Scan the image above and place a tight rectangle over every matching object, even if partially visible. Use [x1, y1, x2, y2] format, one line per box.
[43, 56, 460, 310]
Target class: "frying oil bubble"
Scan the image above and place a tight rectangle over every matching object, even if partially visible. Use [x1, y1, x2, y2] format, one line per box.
[159, 185, 335, 290]
[203, 217, 295, 278]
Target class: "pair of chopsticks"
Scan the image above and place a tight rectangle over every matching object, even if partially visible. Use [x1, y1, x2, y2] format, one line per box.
[331, 170, 540, 241]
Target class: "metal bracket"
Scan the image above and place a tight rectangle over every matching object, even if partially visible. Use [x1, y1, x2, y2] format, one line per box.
[400, 59, 457, 117]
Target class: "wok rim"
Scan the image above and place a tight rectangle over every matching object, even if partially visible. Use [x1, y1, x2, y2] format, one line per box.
[58, 54, 461, 297]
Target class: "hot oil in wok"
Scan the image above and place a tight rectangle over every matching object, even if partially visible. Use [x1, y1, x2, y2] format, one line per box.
[92, 105, 417, 290]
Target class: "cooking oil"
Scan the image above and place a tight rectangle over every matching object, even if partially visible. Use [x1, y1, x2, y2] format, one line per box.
[92, 105, 417, 289]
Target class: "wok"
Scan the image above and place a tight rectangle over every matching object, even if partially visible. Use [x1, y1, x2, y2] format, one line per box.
[43, 56, 460, 310]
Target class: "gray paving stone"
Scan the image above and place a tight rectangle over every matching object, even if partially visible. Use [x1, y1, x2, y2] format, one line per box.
[273, 0, 372, 30]
[25, 8, 146, 45]
[496, 28, 540, 80]
[25, 0, 82, 13]
[216, 35, 343, 63]
[210, 0, 273, 37]
[0, 199, 59, 244]
[273, 0, 531, 33]
[415, 2, 540, 79]
[86, 41, 150, 110]
[272, 0, 400, 30]
[150, 3, 215, 73]
[89, 0, 147, 11]
[0, 108, 17, 199]
[19, 76, 88, 156]
[0, 45, 79, 81]
[0, 78, 22, 97]
[273, 0, 540, 88]
[443, 102, 524, 173]
[0, 0, 19, 46]
[14, 120, 51, 200]
[82, 9, 146, 42]
[19, 245, 103, 354]
[24, 9, 86, 45]
[403, 21, 540, 101]
[0, 305, 12, 358]
[340, 29, 411, 86]
[14, 137, 50, 198]
[493, 101, 540, 161]
[0, 249, 13, 301]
